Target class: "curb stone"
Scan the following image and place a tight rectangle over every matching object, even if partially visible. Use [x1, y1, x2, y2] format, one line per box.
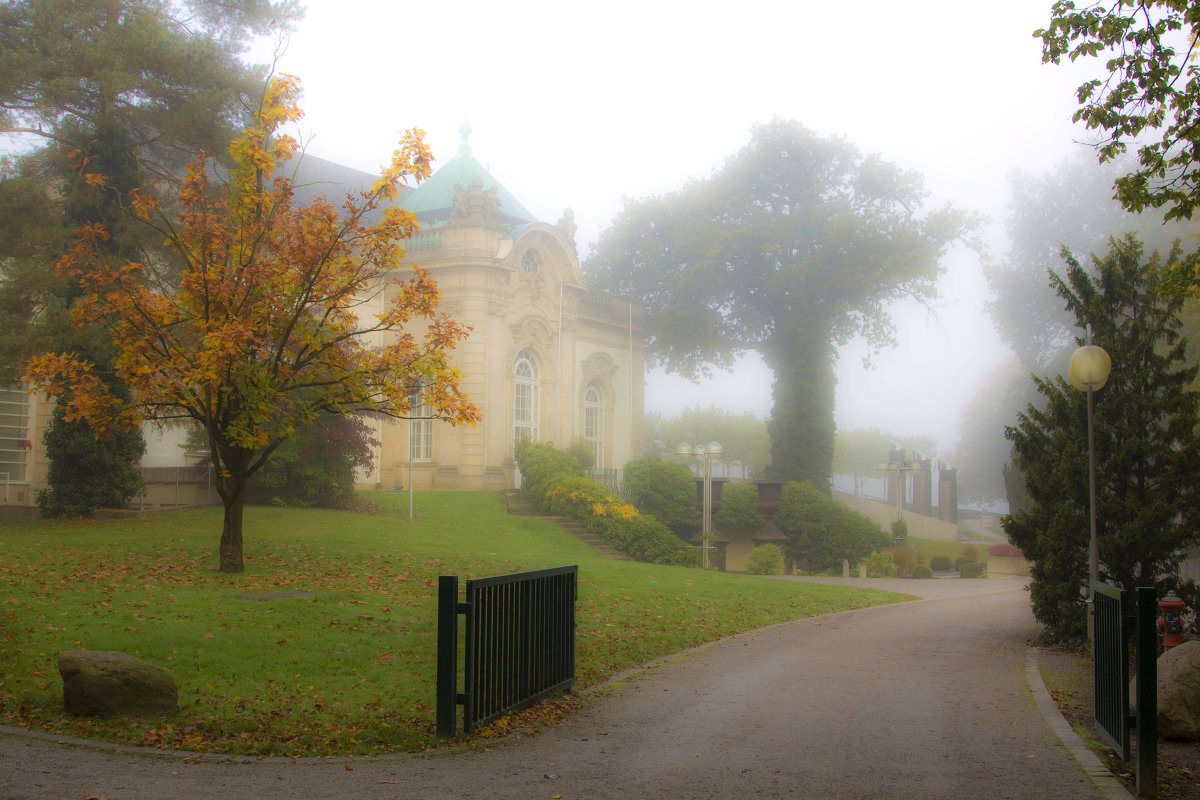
[1027, 648, 1132, 800]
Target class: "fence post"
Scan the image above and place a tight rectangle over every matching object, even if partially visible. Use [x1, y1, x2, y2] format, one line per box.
[1135, 586, 1158, 799]
[436, 575, 459, 737]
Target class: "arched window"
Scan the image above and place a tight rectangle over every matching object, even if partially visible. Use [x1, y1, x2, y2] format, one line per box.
[583, 381, 604, 470]
[522, 249, 540, 273]
[513, 349, 539, 445]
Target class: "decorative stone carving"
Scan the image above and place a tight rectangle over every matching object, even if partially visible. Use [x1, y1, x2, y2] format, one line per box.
[556, 208, 577, 252]
[58, 650, 178, 718]
[512, 316, 554, 349]
[582, 351, 617, 382]
[451, 176, 501, 222]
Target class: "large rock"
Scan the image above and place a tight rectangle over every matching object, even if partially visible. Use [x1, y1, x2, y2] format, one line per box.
[1155, 640, 1200, 739]
[58, 650, 178, 718]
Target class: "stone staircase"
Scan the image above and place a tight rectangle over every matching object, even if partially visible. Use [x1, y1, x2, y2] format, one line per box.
[504, 490, 632, 561]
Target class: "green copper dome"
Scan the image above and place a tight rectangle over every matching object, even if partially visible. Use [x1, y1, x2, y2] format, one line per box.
[401, 121, 537, 226]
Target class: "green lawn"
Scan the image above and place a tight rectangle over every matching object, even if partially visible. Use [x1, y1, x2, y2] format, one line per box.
[0, 490, 907, 756]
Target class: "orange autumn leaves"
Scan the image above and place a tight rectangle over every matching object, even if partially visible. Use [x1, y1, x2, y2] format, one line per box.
[25, 75, 480, 446]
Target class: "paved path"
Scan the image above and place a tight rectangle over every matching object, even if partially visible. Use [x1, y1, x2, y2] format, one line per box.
[1, 576, 1125, 799]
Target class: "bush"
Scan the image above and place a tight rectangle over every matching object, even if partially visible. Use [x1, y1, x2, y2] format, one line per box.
[745, 544, 783, 575]
[38, 400, 146, 517]
[954, 556, 974, 568]
[776, 481, 890, 573]
[585, 512, 700, 567]
[958, 561, 984, 579]
[622, 456, 700, 536]
[912, 564, 934, 579]
[566, 436, 596, 472]
[714, 482, 764, 530]
[516, 442, 584, 512]
[516, 443, 698, 567]
[987, 543, 1024, 558]
[246, 413, 376, 509]
[863, 550, 896, 578]
[888, 546, 919, 578]
[890, 517, 909, 544]
[960, 545, 979, 562]
[929, 555, 953, 572]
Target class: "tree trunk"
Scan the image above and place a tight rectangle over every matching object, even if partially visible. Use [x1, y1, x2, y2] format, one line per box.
[762, 324, 837, 488]
[215, 447, 252, 574]
[218, 489, 245, 573]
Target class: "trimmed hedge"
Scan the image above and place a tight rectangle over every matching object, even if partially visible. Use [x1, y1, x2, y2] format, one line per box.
[958, 561, 984, 579]
[517, 443, 699, 567]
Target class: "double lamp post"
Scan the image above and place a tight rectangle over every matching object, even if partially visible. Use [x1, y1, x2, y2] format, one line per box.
[676, 441, 723, 569]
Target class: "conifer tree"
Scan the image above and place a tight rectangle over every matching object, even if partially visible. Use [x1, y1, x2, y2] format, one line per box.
[1004, 234, 1200, 643]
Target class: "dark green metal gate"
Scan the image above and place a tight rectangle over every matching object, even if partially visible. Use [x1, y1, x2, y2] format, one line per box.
[436, 565, 577, 736]
[1092, 582, 1158, 798]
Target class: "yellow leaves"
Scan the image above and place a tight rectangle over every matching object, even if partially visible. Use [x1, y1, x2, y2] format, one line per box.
[34, 73, 479, 468]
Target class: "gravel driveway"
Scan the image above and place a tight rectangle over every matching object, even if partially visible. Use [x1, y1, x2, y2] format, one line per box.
[1, 575, 1119, 799]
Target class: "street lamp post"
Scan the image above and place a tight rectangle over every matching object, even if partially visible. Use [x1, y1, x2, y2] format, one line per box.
[676, 441, 723, 568]
[1068, 331, 1111, 648]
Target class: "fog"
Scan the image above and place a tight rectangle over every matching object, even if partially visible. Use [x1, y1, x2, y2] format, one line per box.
[259, 0, 1099, 453]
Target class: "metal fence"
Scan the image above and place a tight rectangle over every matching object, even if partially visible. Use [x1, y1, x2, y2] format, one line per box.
[1092, 582, 1130, 759]
[436, 565, 577, 736]
[1092, 582, 1159, 797]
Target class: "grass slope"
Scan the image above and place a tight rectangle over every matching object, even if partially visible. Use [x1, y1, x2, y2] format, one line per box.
[0, 490, 906, 756]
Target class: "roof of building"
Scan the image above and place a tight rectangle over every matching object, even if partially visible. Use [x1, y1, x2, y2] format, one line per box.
[401, 120, 538, 227]
[283, 152, 412, 227]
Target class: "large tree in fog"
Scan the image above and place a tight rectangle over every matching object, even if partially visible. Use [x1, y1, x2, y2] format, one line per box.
[587, 120, 972, 486]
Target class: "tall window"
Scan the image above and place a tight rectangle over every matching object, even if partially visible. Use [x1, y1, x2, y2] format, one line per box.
[584, 381, 604, 470]
[0, 384, 29, 482]
[409, 395, 432, 461]
[514, 349, 539, 445]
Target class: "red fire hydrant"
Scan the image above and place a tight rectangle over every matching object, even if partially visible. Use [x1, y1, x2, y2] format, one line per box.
[1159, 590, 1187, 651]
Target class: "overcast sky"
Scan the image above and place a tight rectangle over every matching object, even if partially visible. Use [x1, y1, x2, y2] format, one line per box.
[255, 0, 1097, 454]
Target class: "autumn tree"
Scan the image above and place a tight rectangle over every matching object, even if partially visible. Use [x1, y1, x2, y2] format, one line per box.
[25, 77, 481, 573]
[1004, 235, 1200, 642]
[587, 120, 973, 488]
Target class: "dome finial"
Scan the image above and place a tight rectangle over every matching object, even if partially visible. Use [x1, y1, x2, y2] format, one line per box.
[458, 119, 472, 155]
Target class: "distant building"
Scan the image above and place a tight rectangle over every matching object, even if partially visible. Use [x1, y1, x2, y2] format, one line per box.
[1, 123, 647, 510]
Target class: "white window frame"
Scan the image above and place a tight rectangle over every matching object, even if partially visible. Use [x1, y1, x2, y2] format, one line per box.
[584, 381, 603, 470]
[514, 349, 539, 445]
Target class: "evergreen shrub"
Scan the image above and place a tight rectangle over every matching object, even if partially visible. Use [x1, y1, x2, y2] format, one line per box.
[958, 561, 984, 578]
[775, 481, 890, 574]
[912, 564, 934, 579]
[745, 543, 783, 575]
[929, 555, 953, 572]
[714, 482, 764, 530]
[863, 550, 896, 578]
[622, 456, 701, 536]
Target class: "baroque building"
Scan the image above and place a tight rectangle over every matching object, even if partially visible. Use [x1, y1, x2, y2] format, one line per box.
[365, 123, 647, 491]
